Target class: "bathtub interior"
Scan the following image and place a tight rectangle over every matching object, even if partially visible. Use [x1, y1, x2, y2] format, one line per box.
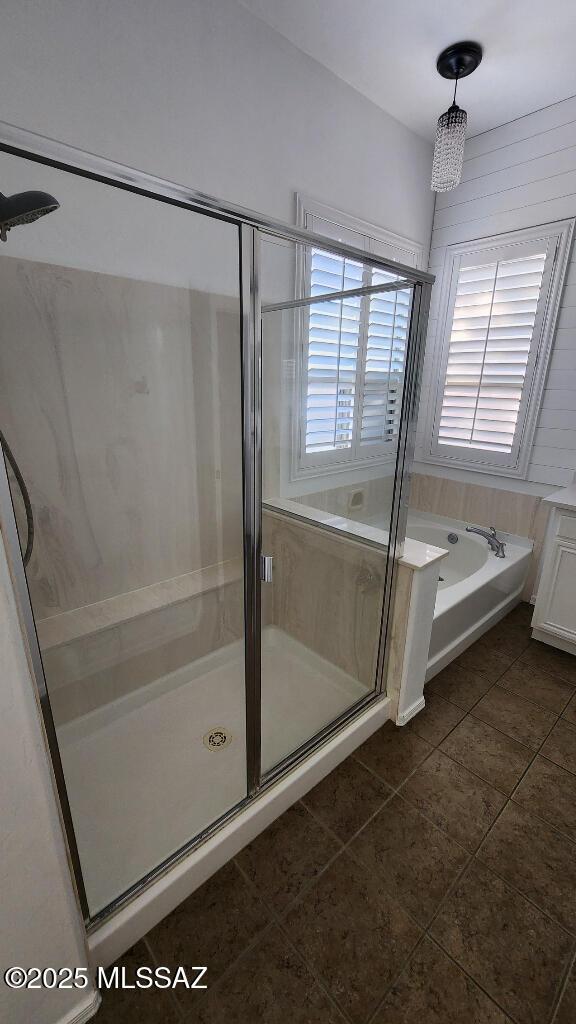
[408, 511, 533, 680]
[405, 518, 487, 588]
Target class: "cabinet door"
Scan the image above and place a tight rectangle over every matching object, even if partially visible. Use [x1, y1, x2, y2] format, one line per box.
[544, 543, 576, 637]
[535, 523, 576, 642]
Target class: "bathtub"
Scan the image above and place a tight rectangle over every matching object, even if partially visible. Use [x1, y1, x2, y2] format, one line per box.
[405, 510, 533, 679]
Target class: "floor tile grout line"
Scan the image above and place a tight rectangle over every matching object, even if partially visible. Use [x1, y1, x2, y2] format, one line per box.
[299, 790, 395, 854]
[443, 679, 576, 1022]
[399, 732, 522, 800]
[375, 786, 472, 858]
[423, 934, 525, 1024]
[234, 842, 347, 925]
[352, 744, 434, 794]
[473, 837, 576, 940]
[497, 676, 576, 716]
[459, 700, 553, 751]
[273, 907, 370, 1024]
[296, 797, 348, 851]
[498, 692, 571, 805]
[363, 930, 430, 1024]
[357, 705, 576, 852]
[509, 787, 576, 846]
[185, 910, 279, 1006]
[471, 677, 568, 718]
[140, 934, 188, 1022]
[352, 741, 506, 859]
[551, 946, 576, 1024]
[232, 793, 460, 1023]
[410, 809, 560, 1024]
[501, 743, 576, 833]
[266, 802, 428, 937]
[364, 854, 482, 1024]
[410, 658, 542, 788]
[233, 855, 358, 1024]
[468, 702, 560, 751]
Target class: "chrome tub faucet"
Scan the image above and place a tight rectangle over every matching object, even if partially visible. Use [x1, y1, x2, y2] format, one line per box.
[465, 525, 506, 558]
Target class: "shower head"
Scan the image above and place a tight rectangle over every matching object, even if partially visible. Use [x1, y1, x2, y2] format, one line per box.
[0, 190, 59, 242]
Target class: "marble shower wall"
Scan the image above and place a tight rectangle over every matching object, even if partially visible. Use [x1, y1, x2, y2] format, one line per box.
[0, 255, 243, 619]
[263, 509, 387, 686]
[409, 473, 550, 600]
[296, 472, 396, 525]
[46, 576, 245, 725]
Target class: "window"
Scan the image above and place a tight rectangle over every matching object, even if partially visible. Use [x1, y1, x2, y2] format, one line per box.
[426, 221, 573, 477]
[295, 196, 423, 476]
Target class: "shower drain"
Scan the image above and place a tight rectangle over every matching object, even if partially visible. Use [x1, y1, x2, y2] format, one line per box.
[203, 727, 232, 751]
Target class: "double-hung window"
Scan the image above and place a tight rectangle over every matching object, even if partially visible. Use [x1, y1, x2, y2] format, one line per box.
[295, 196, 423, 477]
[426, 221, 573, 477]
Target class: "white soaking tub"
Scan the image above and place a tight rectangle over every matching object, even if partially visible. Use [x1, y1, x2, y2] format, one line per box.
[405, 511, 533, 680]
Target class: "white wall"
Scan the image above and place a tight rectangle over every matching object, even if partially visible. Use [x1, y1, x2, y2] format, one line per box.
[0, 0, 434, 247]
[0, 531, 97, 1024]
[416, 94, 576, 495]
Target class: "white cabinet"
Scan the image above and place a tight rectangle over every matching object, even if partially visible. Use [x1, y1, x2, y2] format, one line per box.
[532, 485, 576, 654]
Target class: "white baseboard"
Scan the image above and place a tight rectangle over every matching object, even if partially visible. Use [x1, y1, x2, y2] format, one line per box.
[396, 695, 425, 726]
[58, 992, 101, 1024]
[531, 626, 576, 656]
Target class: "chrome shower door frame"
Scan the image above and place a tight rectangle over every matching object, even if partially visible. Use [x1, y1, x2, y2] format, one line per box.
[0, 121, 433, 928]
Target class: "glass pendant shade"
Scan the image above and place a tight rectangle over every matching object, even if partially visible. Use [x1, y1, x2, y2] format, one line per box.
[431, 102, 467, 192]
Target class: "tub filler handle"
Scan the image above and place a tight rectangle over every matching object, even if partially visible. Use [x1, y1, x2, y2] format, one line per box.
[465, 525, 506, 559]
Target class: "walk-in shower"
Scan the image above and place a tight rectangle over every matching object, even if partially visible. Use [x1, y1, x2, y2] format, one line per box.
[0, 125, 433, 937]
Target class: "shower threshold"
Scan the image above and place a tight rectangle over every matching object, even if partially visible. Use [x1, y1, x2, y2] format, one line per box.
[57, 625, 369, 915]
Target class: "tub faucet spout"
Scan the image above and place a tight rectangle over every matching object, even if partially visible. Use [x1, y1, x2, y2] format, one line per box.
[465, 525, 506, 558]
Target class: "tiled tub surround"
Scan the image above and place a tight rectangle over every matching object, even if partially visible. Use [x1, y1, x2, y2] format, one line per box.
[94, 604, 576, 1024]
[409, 472, 550, 602]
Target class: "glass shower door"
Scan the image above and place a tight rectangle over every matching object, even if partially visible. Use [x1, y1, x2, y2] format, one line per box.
[0, 151, 248, 916]
[259, 233, 414, 774]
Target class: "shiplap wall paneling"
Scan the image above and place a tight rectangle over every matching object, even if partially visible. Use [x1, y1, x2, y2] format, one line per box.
[417, 95, 576, 493]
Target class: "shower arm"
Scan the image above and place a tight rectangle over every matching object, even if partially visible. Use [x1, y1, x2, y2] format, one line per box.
[0, 428, 34, 567]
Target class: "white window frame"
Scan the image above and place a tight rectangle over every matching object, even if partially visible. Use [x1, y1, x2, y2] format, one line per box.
[291, 194, 424, 482]
[422, 219, 574, 479]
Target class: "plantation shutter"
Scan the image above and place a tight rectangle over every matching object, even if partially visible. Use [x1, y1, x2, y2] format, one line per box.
[430, 231, 562, 472]
[361, 270, 412, 446]
[297, 202, 422, 471]
[305, 249, 363, 454]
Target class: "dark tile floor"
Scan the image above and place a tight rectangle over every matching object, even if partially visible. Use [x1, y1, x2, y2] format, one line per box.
[95, 603, 576, 1024]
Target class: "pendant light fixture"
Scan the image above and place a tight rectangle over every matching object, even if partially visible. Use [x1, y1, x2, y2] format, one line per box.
[431, 41, 483, 193]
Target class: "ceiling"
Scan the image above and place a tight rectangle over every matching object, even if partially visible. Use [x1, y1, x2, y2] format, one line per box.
[239, 0, 576, 139]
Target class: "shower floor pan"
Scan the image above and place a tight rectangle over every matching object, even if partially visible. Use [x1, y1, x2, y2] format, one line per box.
[57, 625, 369, 915]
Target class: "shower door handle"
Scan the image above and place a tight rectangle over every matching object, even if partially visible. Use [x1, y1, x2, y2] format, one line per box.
[260, 554, 273, 583]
